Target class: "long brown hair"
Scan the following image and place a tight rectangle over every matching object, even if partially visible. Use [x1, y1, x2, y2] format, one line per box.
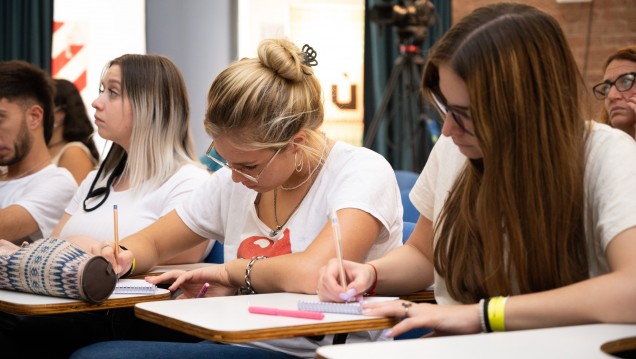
[423, 3, 590, 303]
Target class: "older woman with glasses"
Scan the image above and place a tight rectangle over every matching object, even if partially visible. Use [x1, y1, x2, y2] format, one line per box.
[317, 3, 636, 338]
[72, 38, 402, 359]
[593, 45, 636, 139]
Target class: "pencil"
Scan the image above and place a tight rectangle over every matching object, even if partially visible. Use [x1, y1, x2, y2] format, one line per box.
[330, 209, 347, 290]
[113, 204, 119, 257]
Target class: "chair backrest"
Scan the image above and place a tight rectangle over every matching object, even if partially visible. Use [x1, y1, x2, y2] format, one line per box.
[394, 170, 419, 191]
[403, 221, 416, 244]
[401, 190, 420, 223]
[396, 220, 432, 340]
[204, 240, 224, 264]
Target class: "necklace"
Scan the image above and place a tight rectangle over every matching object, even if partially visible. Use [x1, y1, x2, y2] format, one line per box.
[270, 164, 322, 236]
[280, 134, 328, 191]
[0, 157, 51, 182]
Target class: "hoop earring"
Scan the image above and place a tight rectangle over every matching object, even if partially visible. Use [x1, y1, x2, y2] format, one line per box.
[294, 152, 304, 173]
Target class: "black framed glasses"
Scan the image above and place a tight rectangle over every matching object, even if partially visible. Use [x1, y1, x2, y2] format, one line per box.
[205, 141, 282, 183]
[430, 91, 475, 136]
[592, 72, 636, 100]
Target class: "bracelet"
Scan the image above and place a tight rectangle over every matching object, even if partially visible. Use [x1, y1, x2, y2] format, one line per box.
[365, 263, 378, 296]
[239, 256, 267, 295]
[479, 298, 490, 333]
[117, 245, 135, 278]
[487, 296, 509, 332]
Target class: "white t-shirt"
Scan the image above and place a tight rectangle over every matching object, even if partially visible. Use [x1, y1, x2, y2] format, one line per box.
[61, 163, 213, 258]
[0, 164, 77, 242]
[410, 122, 636, 305]
[178, 141, 403, 358]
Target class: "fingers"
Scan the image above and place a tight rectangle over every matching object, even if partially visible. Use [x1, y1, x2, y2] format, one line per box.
[91, 241, 120, 272]
[317, 259, 373, 302]
[146, 270, 186, 285]
[362, 300, 425, 338]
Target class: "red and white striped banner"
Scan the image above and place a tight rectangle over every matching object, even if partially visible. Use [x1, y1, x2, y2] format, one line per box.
[51, 21, 88, 93]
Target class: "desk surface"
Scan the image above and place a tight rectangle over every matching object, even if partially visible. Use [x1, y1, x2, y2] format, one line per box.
[0, 287, 170, 315]
[316, 323, 636, 359]
[135, 292, 400, 343]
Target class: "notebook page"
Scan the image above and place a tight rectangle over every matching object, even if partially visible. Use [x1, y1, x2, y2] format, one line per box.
[113, 279, 157, 294]
[298, 296, 398, 315]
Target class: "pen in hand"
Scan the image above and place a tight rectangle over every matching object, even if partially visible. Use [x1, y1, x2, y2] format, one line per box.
[113, 204, 120, 278]
[113, 204, 120, 257]
[330, 209, 347, 291]
[196, 282, 210, 298]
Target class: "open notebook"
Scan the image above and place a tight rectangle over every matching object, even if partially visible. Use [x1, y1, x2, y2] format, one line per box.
[113, 279, 157, 295]
[298, 296, 398, 315]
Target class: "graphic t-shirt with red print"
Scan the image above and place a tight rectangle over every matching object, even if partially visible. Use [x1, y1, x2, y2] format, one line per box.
[237, 228, 292, 259]
[176, 141, 403, 358]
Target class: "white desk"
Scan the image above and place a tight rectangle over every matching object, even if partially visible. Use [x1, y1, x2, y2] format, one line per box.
[0, 287, 170, 315]
[135, 292, 400, 343]
[316, 323, 636, 359]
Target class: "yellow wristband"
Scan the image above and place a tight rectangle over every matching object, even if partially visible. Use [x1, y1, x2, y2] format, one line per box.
[129, 257, 136, 276]
[487, 296, 508, 332]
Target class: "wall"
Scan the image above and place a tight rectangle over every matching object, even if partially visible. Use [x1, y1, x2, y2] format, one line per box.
[452, 0, 636, 116]
[146, 0, 236, 155]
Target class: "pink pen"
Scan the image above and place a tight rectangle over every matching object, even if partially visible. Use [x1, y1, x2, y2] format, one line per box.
[196, 282, 210, 298]
[248, 306, 325, 320]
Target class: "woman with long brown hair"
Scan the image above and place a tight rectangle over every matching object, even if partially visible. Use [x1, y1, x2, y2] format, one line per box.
[318, 3, 636, 337]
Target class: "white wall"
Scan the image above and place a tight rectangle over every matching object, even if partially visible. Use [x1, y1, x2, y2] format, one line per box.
[53, 0, 147, 158]
[146, 0, 236, 156]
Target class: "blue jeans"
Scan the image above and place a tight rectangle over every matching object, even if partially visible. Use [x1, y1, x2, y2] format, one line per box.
[70, 340, 301, 359]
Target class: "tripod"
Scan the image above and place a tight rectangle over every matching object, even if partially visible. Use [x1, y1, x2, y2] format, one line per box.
[364, 43, 437, 172]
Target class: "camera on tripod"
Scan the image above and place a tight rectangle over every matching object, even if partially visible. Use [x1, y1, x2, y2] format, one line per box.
[370, 0, 436, 44]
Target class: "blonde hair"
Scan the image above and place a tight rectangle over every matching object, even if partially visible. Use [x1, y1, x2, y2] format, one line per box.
[97, 54, 197, 195]
[204, 38, 325, 161]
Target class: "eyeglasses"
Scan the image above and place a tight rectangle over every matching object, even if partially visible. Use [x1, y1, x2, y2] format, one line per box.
[592, 72, 636, 100]
[205, 140, 282, 183]
[430, 91, 475, 136]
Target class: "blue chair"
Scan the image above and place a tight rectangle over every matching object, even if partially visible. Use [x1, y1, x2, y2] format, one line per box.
[204, 240, 224, 264]
[401, 189, 419, 223]
[394, 170, 419, 191]
[402, 221, 416, 243]
[395, 221, 433, 340]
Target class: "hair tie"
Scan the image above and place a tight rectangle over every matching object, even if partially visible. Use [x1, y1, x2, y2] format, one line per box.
[302, 44, 318, 75]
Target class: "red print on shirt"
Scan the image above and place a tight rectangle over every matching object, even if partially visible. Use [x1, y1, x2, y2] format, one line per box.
[236, 228, 292, 259]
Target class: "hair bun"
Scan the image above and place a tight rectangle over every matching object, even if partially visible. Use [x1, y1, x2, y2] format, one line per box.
[258, 38, 310, 82]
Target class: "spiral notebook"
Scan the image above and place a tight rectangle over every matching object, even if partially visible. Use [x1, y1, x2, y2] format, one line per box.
[113, 279, 157, 295]
[298, 297, 398, 315]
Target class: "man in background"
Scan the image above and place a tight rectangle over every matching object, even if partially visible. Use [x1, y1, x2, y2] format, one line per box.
[0, 60, 77, 243]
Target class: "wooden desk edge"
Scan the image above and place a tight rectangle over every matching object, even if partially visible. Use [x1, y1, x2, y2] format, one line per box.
[135, 306, 400, 343]
[400, 290, 435, 303]
[0, 291, 171, 315]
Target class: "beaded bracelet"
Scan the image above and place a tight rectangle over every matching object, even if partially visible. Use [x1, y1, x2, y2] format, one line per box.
[479, 298, 491, 333]
[365, 263, 378, 296]
[239, 256, 267, 295]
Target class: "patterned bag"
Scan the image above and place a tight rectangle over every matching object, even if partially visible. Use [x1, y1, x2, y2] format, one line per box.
[0, 238, 117, 303]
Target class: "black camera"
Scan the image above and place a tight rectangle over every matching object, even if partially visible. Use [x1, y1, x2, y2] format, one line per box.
[370, 0, 436, 44]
